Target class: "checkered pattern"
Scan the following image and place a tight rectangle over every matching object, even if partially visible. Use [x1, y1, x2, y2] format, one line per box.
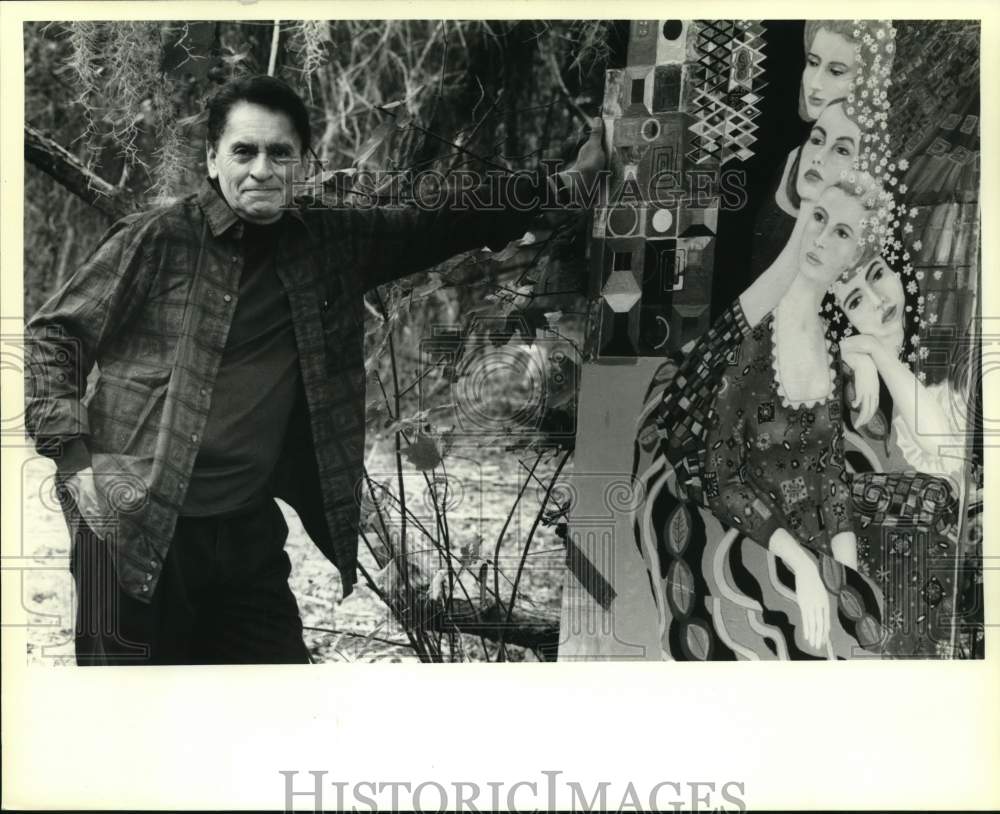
[850, 471, 959, 530]
[651, 298, 750, 503]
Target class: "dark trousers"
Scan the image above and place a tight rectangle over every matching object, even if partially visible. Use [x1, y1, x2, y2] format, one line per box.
[70, 497, 311, 665]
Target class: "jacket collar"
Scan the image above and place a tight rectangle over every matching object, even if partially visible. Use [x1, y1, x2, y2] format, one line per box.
[196, 178, 309, 238]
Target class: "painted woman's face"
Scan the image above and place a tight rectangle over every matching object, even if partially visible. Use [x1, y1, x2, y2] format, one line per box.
[801, 28, 858, 121]
[796, 102, 861, 203]
[799, 185, 865, 284]
[832, 256, 906, 339]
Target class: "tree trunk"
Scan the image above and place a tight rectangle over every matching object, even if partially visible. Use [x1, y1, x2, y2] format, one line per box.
[24, 124, 135, 220]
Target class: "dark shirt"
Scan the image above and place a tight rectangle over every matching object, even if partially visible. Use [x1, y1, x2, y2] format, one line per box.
[181, 219, 301, 517]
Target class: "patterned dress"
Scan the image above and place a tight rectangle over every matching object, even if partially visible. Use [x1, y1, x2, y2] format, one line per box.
[633, 302, 885, 659]
[632, 301, 961, 659]
[703, 314, 853, 558]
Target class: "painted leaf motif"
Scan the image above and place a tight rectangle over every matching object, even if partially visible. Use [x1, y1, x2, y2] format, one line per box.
[666, 505, 691, 555]
[667, 560, 695, 617]
[684, 621, 712, 660]
[838, 586, 865, 620]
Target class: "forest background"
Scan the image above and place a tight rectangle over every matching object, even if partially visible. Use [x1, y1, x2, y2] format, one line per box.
[21, 19, 624, 663]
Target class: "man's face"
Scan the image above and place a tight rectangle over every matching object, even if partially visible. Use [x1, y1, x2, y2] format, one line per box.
[207, 101, 303, 224]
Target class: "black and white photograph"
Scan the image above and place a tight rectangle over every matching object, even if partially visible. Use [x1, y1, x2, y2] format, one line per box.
[14, 15, 984, 665]
[2, 3, 997, 811]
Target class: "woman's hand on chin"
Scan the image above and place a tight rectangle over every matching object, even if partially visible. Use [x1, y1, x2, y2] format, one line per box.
[840, 333, 883, 358]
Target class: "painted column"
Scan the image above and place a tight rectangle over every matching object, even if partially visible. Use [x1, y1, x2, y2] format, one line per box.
[559, 20, 766, 659]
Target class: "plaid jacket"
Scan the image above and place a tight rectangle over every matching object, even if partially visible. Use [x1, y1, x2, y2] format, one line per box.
[26, 177, 545, 602]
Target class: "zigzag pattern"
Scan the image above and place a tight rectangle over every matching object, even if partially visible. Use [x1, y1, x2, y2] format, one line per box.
[687, 20, 767, 165]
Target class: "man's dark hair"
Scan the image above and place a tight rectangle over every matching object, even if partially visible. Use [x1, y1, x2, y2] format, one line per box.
[206, 75, 311, 152]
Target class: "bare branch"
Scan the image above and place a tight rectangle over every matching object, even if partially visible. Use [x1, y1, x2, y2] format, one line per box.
[24, 123, 135, 220]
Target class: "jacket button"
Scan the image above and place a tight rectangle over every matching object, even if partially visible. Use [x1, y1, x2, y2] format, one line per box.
[149, 560, 158, 569]
[223, 294, 233, 303]
[140, 585, 149, 593]
[322, 299, 330, 311]
[200, 388, 208, 396]
[145, 573, 153, 582]
[191, 433, 199, 443]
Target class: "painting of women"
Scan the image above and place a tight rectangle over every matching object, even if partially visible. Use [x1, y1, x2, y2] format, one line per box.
[750, 20, 895, 277]
[633, 179, 895, 659]
[828, 251, 979, 657]
[626, 20, 979, 660]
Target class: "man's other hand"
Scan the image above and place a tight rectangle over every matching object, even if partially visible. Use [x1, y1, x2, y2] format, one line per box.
[63, 466, 106, 520]
[572, 116, 607, 186]
[557, 117, 607, 207]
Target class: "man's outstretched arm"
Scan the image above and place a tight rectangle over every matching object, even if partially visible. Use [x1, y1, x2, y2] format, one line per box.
[329, 118, 607, 292]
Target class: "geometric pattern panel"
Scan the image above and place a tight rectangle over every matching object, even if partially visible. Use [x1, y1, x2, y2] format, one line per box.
[687, 20, 766, 165]
[592, 19, 763, 358]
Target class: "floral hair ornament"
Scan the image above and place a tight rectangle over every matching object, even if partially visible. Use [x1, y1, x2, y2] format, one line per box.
[825, 21, 927, 377]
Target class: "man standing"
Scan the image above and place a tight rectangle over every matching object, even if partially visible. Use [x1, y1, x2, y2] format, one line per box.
[25, 74, 605, 665]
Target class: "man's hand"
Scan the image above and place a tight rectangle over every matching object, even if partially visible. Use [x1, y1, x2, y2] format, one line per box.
[62, 466, 106, 520]
[556, 117, 607, 206]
